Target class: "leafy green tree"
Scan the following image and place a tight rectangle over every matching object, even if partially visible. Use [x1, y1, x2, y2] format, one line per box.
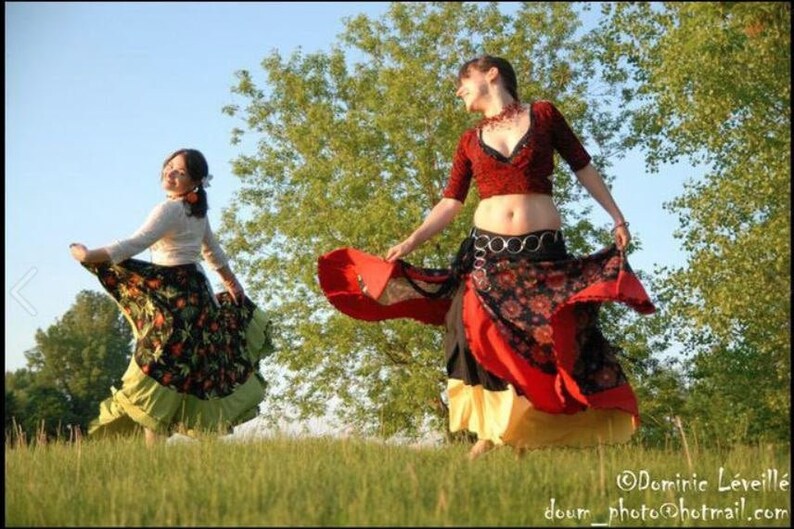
[17, 290, 133, 435]
[593, 2, 790, 442]
[597, 282, 690, 447]
[23, 386, 77, 440]
[5, 368, 74, 441]
[5, 390, 18, 431]
[6, 368, 37, 438]
[221, 2, 643, 437]
[5, 387, 22, 435]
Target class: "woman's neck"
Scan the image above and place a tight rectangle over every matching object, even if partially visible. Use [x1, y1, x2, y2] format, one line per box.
[476, 99, 524, 130]
[167, 191, 192, 200]
[480, 93, 518, 118]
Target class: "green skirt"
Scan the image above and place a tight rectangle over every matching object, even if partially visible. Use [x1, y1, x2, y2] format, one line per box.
[83, 259, 274, 436]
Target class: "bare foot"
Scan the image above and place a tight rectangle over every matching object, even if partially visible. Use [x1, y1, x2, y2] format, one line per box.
[144, 428, 160, 448]
[467, 439, 495, 460]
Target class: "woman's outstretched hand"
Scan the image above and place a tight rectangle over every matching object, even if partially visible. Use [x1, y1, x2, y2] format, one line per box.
[69, 243, 88, 262]
[385, 239, 415, 263]
[613, 223, 631, 251]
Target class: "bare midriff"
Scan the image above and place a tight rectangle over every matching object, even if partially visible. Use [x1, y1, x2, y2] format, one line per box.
[473, 192, 561, 235]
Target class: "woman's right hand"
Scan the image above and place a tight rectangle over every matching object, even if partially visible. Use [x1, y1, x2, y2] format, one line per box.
[69, 243, 88, 262]
[385, 239, 415, 263]
[383, 198, 461, 263]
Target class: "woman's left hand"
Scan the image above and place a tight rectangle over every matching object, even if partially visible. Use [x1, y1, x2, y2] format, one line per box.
[613, 224, 631, 251]
[225, 278, 245, 305]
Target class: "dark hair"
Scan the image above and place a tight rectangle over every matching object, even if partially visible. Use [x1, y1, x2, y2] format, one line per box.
[457, 55, 520, 103]
[162, 148, 209, 218]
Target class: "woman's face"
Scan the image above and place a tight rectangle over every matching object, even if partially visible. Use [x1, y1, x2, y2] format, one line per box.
[455, 66, 490, 112]
[161, 154, 194, 196]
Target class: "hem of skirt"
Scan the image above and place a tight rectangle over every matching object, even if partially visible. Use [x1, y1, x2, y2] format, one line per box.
[447, 378, 637, 449]
[89, 357, 267, 437]
[446, 424, 637, 450]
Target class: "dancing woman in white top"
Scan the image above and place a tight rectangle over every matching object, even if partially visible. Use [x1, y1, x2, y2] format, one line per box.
[70, 148, 272, 446]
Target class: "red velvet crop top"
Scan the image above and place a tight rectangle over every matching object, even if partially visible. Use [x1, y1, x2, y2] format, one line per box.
[442, 100, 592, 203]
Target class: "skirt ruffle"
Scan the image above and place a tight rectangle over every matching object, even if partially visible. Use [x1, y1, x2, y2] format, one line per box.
[446, 379, 636, 449]
[83, 259, 274, 436]
[317, 247, 452, 324]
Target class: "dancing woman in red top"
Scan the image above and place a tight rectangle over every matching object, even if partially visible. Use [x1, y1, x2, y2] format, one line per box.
[318, 55, 654, 459]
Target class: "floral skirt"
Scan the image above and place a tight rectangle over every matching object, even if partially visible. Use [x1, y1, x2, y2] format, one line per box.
[83, 259, 274, 437]
[317, 228, 655, 449]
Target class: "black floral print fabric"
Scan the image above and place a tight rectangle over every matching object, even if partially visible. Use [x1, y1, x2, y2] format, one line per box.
[84, 259, 269, 400]
[475, 245, 630, 394]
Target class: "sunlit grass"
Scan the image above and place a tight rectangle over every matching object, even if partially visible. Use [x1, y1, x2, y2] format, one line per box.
[5, 431, 790, 526]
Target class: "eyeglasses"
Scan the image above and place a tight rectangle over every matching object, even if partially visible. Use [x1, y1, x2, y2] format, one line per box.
[162, 164, 188, 178]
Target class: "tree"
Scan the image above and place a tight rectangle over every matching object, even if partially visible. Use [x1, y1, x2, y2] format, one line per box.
[6, 369, 33, 435]
[15, 290, 133, 436]
[5, 389, 19, 433]
[221, 2, 640, 437]
[6, 368, 76, 441]
[593, 2, 790, 442]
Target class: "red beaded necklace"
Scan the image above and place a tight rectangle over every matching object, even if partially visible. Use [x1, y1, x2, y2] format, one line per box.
[476, 101, 524, 130]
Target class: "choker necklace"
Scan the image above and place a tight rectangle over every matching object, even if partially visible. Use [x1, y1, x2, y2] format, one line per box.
[167, 187, 200, 203]
[476, 101, 524, 130]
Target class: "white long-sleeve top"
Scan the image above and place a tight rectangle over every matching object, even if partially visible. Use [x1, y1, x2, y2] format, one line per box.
[105, 199, 229, 270]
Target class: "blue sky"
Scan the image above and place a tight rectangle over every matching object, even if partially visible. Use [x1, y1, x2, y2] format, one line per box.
[5, 2, 694, 373]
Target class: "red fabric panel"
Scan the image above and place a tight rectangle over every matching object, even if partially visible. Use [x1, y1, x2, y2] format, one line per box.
[462, 278, 571, 414]
[546, 270, 651, 418]
[464, 269, 650, 419]
[317, 248, 451, 325]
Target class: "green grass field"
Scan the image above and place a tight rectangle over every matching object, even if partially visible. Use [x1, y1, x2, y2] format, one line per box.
[5, 434, 790, 526]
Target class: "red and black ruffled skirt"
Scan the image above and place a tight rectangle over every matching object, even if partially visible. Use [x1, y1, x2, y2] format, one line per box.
[318, 228, 655, 449]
